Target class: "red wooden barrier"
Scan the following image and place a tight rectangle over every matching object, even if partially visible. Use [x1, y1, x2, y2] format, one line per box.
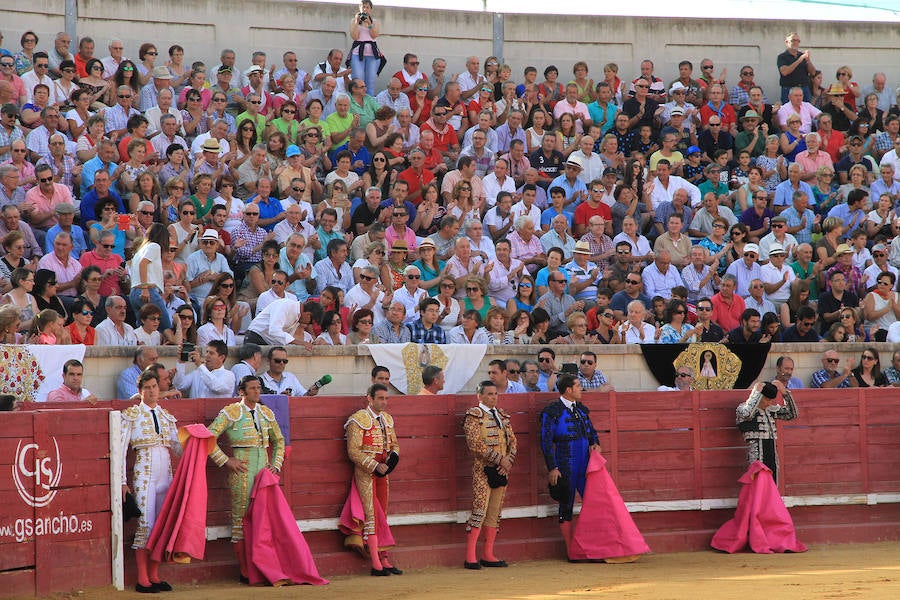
[6, 389, 900, 595]
[0, 409, 111, 598]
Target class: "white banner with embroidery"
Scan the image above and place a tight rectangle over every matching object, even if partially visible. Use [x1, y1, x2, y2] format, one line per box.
[0, 345, 87, 402]
[367, 343, 487, 395]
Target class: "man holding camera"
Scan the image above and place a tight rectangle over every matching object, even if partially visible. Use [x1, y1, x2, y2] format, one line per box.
[463, 380, 517, 569]
[173, 339, 235, 399]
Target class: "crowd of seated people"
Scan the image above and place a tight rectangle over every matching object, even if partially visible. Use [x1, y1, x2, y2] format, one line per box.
[2, 14, 900, 352]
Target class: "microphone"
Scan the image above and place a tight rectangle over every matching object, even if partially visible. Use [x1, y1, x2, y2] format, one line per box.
[311, 374, 332, 391]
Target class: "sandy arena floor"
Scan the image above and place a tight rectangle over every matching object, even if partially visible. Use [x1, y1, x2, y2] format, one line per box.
[63, 541, 900, 600]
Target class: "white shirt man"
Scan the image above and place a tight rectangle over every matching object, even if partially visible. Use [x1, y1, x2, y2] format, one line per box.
[247, 298, 307, 345]
[172, 343, 235, 399]
[571, 137, 605, 184]
[649, 163, 702, 209]
[759, 246, 795, 305]
[481, 159, 516, 208]
[95, 296, 138, 346]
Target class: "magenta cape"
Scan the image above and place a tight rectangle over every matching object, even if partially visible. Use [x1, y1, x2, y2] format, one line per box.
[338, 478, 395, 548]
[147, 424, 215, 563]
[244, 469, 329, 586]
[569, 451, 651, 561]
[711, 461, 807, 554]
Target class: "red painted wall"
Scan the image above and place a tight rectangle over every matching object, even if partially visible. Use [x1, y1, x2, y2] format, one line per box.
[4, 389, 900, 594]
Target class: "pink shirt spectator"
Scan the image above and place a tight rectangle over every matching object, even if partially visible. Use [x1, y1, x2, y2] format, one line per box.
[794, 150, 833, 178]
[384, 225, 417, 252]
[46, 385, 90, 402]
[553, 99, 590, 133]
[507, 229, 543, 263]
[37, 250, 83, 296]
[24, 182, 74, 229]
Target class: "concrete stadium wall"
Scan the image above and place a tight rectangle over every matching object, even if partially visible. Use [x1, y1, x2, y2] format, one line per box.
[3, 1, 900, 97]
[79, 341, 892, 400]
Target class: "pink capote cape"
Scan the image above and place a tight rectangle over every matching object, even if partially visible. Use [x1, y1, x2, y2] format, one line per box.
[244, 469, 329, 586]
[338, 477, 395, 548]
[147, 424, 216, 563]
[569, 451, 651, 561]
[711, 461, 807, 554]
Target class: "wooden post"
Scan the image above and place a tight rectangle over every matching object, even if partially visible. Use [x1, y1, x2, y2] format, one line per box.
[109, 411, 124, 591]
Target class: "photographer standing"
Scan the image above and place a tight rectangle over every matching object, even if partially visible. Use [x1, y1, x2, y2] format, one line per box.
[349, 0, 384, 94]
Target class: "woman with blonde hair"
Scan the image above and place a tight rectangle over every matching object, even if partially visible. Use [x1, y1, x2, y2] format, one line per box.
[551, 311, 599, 345]
[814, 216, 845, 271]
[462, 275, 493, 321]
[810, 165, 839, 213]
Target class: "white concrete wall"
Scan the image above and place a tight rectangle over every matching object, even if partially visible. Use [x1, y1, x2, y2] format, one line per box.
[2, 1, 900, 97]
[80, 342, 880, 400]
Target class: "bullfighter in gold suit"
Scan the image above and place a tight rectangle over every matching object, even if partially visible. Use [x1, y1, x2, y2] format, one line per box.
[345, 383, 401, 576]
[463, 380, 518, 570]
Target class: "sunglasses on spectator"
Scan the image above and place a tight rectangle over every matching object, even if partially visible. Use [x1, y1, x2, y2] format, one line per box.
[249, 100, 262, 104]
[702, 65, 714, 70]
[677, 372, 693, 377]
[80, 310, 95, 316]
[539, 357, 553, 363]
[862, 354, 876, 361]
[360, 274, 376, 282]
[466, 286, 480, 292]
[440, 282, 455, 288]
[626, 279, 641, 284]
[182, 210, 195, 215]
[281, 108, 296, 114]
[580, 359, 594, 365]
[271, 279, 285, 285]
[38, 176, 54, 183]
[507, 369, 519, 374]
[139, 210, 154, 216]
[697, 306, 712, 311]
[406, 274, 420, 279]
[219, 282, 234, 288]
[825, 358, 840, 364]
[101, 243, 115, 249]
[518, 282, 532, 288]
[118, 94, 132, 99]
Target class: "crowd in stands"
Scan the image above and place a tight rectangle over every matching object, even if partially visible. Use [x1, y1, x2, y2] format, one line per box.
[3, 9, 900, 358]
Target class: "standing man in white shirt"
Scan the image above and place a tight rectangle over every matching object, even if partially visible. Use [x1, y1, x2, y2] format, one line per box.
[173, 340, 235, 398]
